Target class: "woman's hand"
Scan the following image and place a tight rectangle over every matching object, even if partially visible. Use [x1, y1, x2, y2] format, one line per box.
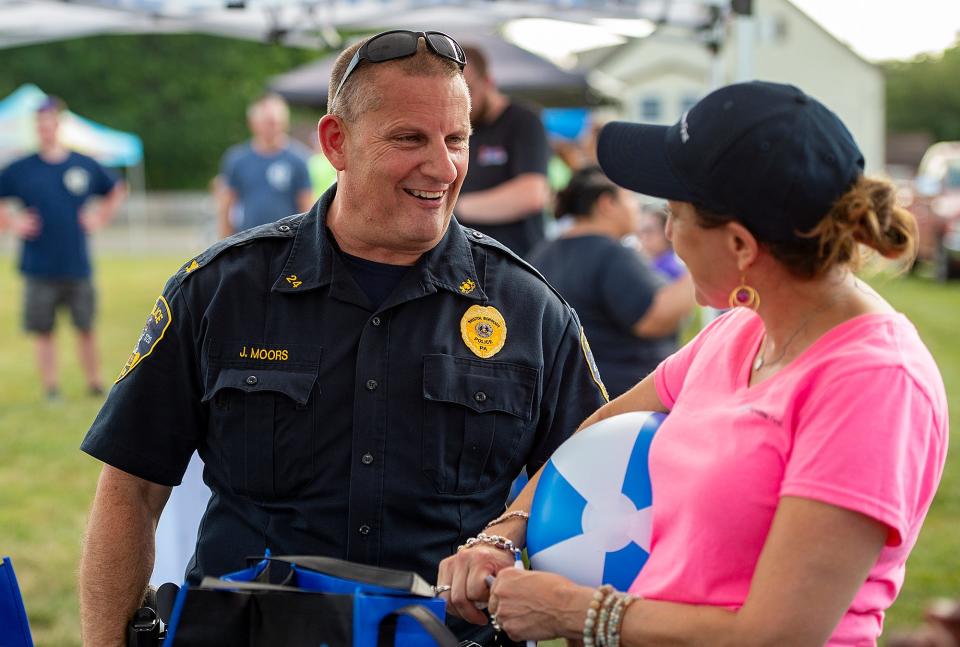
[488, 568, 593, 642]
[436, 545, 516, 625]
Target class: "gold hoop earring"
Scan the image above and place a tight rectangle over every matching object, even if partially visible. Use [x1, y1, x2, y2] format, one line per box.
[728, 274, 760, 310]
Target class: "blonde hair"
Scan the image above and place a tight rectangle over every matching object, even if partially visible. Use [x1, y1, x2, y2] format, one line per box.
[328, 36, 466, 122]
[801, 175, 917, 276]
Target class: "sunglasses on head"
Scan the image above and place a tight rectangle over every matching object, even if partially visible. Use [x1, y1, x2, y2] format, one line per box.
[331, 30, 467, 108]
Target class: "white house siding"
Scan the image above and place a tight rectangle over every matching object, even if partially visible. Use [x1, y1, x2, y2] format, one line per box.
[588, 0, 885, 172]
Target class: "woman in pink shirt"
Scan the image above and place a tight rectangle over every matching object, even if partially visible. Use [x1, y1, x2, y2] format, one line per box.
[438, 81, 948, 647]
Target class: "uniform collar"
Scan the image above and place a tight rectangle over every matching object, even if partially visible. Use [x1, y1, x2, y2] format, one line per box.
[273, 185, 487, 303]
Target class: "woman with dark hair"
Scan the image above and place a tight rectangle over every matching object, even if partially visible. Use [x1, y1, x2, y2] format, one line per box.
[437, 81, 948, 647]
[528, 167, 694, 399]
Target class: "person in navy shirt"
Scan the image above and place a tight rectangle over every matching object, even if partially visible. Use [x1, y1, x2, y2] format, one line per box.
[529, 167, 694, 398]
[0, 96, 126, 400]
[215, 93, 314, 237]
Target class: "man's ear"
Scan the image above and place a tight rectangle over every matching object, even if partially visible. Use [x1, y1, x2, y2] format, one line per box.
[318, 114, 348, 171]
[727, 221, 760, 272]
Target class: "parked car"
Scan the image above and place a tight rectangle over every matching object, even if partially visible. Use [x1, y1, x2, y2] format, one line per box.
[904, 141, 960, 281]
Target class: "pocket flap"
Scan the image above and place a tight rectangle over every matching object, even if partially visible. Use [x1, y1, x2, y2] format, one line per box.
[202, 367, 318, 405]
[423, 354, 538, 420]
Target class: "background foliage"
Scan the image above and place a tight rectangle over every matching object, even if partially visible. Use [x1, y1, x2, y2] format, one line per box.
[885, 38, 960, 142]
[0, 34, 324, 189]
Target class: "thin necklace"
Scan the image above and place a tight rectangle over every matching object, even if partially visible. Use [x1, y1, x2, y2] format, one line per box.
[752, 297, 842, 372]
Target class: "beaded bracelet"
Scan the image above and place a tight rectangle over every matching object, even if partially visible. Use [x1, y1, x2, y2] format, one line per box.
[596, 587, 619, 647]
[483, 510, 530, 530]
[582, 585, 614, 647]
[457, 532, 522, 561]
[605, 593, 638, 647]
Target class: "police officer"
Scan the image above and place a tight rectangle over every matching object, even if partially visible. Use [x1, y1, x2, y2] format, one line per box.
[78, 30, 607, 645]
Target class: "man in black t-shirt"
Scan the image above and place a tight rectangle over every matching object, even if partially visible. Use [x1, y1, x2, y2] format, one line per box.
[456, 45, 551, 257]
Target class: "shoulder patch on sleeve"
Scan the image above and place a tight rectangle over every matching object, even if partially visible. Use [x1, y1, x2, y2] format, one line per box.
[580, 326, 610, 403]
[116, 295, 173, 383]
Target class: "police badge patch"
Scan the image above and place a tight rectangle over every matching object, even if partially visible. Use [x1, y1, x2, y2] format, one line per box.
[115, 295, 172, 383]
[460, 305, 506, 358]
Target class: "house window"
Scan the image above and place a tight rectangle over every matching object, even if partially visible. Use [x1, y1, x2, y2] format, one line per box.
[640, 96, 662, 121]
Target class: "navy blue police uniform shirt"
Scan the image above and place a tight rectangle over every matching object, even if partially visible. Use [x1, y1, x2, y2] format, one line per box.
[81, 186, 607, 586]
[0, 152, 117, 278]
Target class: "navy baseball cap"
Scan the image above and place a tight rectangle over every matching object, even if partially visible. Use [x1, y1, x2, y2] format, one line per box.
[597, 81, 864, 242]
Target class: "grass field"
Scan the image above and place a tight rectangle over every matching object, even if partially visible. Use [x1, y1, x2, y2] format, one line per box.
[0, 253, 957, 646]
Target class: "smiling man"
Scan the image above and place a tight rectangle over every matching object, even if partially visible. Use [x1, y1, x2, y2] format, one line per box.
[78, 31, 606, 646]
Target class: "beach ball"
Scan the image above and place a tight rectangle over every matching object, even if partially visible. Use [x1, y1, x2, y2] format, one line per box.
[527, 411, 665, 590]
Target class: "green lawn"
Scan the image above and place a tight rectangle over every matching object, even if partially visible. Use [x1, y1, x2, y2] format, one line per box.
[0, 255, 957, 645]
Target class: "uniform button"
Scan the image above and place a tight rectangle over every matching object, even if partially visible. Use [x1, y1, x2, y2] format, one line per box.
[474, 391, 487, 402]
[278, 224, 291, 232]
[371, 316, 382, 327]
[361, 453, 374, 465]
[245, 375, 258, 386]
[358, 525, 371, 536]
[365, 379, 379, 391]
[472, 231, 483, 239]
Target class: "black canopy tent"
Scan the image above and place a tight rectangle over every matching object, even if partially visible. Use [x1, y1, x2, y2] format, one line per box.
[268, 29, 610, 109]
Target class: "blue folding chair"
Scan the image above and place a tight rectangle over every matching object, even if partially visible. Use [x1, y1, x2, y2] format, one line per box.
[0, 557, 34, 647]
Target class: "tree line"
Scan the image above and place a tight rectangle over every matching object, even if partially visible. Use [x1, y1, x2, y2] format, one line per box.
[884, 37, 960, 144]
[0, 34, 323, 189]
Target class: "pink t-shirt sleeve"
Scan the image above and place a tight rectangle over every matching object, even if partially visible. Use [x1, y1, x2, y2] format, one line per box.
[655, 311, 742, 409]
[781, 366, 941, 546]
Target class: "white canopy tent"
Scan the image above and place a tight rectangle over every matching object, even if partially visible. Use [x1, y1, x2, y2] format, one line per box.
[0, 0, 733, 52]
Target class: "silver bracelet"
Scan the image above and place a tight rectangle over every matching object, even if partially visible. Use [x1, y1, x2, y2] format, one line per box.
[484, 510, 530, 530]
[457, 532, 522, 561]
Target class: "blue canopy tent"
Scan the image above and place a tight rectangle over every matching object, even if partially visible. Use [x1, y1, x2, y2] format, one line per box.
[0, 84, 143, 168]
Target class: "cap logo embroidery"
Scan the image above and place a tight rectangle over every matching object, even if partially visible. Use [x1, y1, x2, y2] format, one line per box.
[679, 110, 691, 143]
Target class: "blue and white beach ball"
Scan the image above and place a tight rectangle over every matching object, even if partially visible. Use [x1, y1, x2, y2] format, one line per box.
[527, 411, 665, 591]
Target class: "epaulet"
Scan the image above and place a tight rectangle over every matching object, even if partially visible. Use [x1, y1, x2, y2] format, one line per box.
[176, 213, 303, 281]
[460, 225, 574, 311]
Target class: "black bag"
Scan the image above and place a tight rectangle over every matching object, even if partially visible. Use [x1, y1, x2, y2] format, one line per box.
[164, 555, 457, 647]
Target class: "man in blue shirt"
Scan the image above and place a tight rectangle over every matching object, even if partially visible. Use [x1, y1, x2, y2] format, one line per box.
[0, 97, 126, 400]
[215, 93, 314, 237]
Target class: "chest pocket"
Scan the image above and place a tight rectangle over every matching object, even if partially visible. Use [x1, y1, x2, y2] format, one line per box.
[422, 354, 539, 495]
[203, 346, 321, 501]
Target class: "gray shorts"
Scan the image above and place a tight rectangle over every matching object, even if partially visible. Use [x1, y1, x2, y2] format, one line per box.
[23, 277, 96, 334]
